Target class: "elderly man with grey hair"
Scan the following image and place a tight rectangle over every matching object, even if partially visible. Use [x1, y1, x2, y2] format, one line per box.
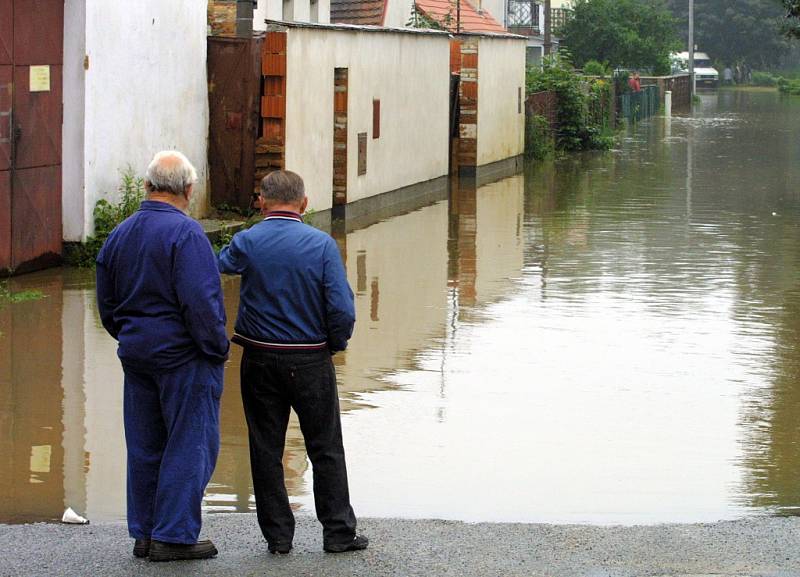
[96, 151, 229, 562]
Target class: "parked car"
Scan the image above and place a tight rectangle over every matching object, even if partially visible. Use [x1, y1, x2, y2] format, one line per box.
[670, 51, 719, 88]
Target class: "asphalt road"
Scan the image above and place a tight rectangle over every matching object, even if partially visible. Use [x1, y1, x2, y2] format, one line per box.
[2, 514, 800, 576]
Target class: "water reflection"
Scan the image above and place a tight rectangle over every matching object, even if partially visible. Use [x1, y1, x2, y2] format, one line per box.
[1, 91, 800, 524]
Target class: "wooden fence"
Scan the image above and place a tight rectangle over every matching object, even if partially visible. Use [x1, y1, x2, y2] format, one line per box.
[525, 90, 558, 131]
[640, 74, 691, 109]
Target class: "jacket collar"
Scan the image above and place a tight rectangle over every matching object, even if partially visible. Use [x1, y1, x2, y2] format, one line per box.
[263, 210, 303, 223]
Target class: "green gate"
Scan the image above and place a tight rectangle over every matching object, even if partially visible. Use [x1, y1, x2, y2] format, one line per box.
[619, 85, 660, 123]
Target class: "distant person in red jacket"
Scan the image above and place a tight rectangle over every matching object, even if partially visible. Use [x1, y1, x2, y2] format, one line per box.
[628, 72, 641, 92]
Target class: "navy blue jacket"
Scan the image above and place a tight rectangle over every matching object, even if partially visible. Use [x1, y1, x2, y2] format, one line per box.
[217, 211, 355, 353]
[96, 201, 230, 371]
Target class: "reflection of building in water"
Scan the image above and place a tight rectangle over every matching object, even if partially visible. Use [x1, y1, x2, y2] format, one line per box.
[0, 171, 526, 523]
[0, 270, 313, 523]
[337, 200, 450, 399]
[206, 279, 311, 513]
[0, 275, 66, 523]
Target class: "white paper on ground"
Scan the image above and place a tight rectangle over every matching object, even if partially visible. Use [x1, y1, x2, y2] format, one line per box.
[61, 507, 89, 524]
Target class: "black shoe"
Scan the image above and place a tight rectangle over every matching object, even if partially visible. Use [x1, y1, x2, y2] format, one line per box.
[268, 542, 293, 555]
[148, 539, 218, 562]
[324, 535, 369, 553]
[133, 538, 151, 558]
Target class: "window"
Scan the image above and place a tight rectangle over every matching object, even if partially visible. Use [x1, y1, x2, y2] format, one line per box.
[372, 99, 380, 139]
[507, 0, 540, 31]
[358, 133, 367, 175]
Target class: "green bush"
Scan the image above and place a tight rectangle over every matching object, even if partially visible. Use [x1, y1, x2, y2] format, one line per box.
[525, 114, 555, 160]
[64, 169, 146, 267]
[583, 60, 610, 77]
[0, 280, 44, 307]
[778, 76, 800, 95]
[527, 54, 614, 152]
[751, 71, 778, 86]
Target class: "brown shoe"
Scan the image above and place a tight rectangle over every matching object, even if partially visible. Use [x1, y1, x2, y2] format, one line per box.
[148, 539, 218, 562]
[133, 538, 150, 558]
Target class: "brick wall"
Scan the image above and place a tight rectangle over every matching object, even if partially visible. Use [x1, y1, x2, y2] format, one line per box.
[208, 0, 237, 36]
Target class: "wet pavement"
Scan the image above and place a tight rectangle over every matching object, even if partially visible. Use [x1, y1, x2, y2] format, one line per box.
[3, 514, 800, 577]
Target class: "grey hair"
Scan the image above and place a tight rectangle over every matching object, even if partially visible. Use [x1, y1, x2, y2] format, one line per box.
[145, 150, 198, 195]
[260, 170, 305, 204]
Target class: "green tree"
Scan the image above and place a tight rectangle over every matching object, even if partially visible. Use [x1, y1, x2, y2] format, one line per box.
[785, 0, 800, 38]
[665, 0, 791, 69]
[560, 0, 680, 74]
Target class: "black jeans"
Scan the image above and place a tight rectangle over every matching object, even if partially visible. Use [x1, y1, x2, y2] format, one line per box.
[240, 347, 357, 547]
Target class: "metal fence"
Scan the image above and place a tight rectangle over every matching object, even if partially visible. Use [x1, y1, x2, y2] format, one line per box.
[619, 85, 660, 123]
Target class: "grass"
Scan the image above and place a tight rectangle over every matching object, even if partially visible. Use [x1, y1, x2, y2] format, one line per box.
[719, 85, 778, 92]
[0, 280, 45, 307]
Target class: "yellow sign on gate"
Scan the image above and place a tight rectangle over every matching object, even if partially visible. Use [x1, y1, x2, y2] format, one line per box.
[29, 65, 51, 92]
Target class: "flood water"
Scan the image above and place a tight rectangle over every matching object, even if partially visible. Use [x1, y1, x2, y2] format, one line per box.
[2, 90, 800, 526]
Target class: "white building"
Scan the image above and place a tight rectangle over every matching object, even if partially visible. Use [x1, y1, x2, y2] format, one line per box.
[64, 1, 211, 242]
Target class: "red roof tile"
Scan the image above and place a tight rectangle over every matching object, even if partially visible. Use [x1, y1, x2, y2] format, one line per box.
[330, 0, 386, 26]
[415, 0, 506, 33]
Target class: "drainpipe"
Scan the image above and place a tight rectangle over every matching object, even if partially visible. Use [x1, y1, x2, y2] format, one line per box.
[236, 0, 254, 36]
[688, 0, 695, 98]
[543, 0, 552, 56]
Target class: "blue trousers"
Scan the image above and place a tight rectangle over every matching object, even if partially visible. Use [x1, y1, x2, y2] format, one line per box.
[123, 357, 223, 544]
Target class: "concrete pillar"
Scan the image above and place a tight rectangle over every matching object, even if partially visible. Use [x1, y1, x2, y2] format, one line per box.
[665, 90, 672, 118]
[236, 0, 253, 36]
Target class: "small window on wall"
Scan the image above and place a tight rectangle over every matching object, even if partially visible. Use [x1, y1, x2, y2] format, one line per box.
[372, 99, 380, 139]
[310, 0, 319, 23]
[358, 133, 368, 175]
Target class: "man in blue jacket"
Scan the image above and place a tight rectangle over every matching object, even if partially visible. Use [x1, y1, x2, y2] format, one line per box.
[96, 151, 229, 562]
[218, 170, 367, 555]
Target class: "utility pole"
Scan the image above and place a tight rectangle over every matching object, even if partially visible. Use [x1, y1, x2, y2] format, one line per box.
[544, 0, 552, 56]
[688, 0, 695, 97]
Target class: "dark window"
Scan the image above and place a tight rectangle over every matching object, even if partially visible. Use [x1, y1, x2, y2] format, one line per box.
[358, 132, 367, 175]
[372, 99, 380, 139]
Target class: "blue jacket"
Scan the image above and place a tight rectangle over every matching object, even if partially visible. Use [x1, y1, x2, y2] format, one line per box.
[96, 201, 230, 371]
[217, 210, 355, 353]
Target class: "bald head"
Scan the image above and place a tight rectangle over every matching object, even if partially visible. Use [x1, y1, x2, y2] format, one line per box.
[145, 150, 198, 197]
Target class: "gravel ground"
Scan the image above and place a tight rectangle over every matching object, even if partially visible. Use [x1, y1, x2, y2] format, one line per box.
[1, 514, 800, 577]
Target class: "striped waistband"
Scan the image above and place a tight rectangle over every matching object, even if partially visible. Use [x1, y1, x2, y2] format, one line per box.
[232, 333, 328, 351]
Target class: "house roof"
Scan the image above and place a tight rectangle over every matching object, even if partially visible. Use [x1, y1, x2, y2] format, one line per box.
[330, 0, 386, 26]
[415, 0, 506, 33]
[329, 0, 506, 33]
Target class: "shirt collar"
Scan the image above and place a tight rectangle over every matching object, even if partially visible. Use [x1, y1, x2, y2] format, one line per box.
[139, 200, 186, 214]
[263, 210, 303, 223]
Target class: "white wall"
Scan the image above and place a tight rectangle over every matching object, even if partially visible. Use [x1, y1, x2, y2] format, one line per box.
[63, 1, 210, 240]
[481, 0, 507, 28]
[63, 0, 86, 242]
[255, 0, 330, 29]
[383, 0, 414, 27]
[284, 28, 450, 211]
[476, 36, 525, 166]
